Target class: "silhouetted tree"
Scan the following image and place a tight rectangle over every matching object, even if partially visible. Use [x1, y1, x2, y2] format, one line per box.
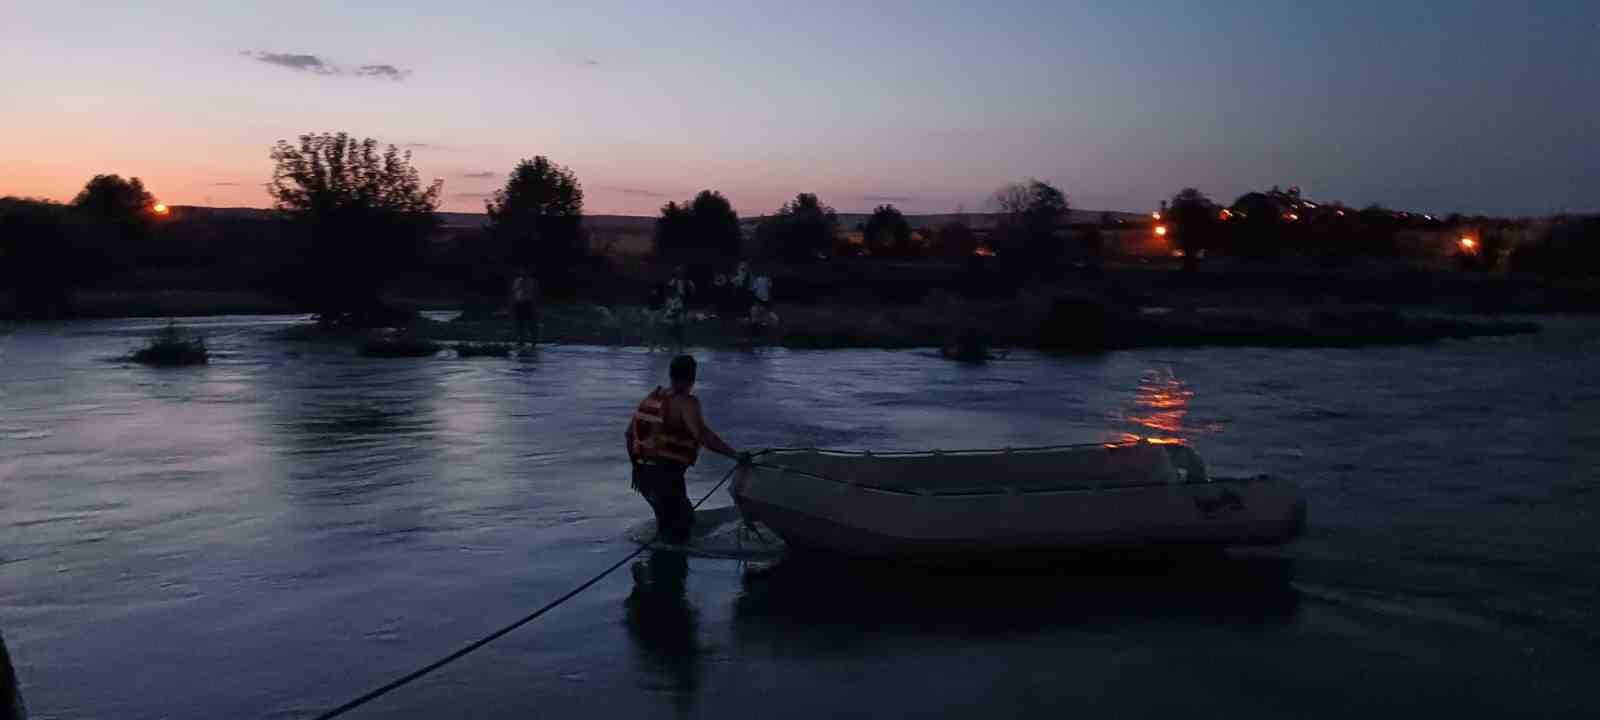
[654, 190, 740, 260]
[1353, 204, 1403, 260]
[1231, 192, 1283, 258]
[1470, 222, 1513, 271]
[72, 174, 154, 232]
[689, 190, 741, 258]
[863, 204, 913, 258]
[757, 193, 837, 262]
[486, 156, 586, 271]
[1512, 216, 1600, 275]
[1168, 188, 1218, 272]
[1079, 224, 1104, 271]
[654, 201, 694, 258]
[931, 219, 978, 259]
[268, 132, 442, 319]
[68, 174, 159, 272]
[0, 197, 83, 318]
[990, 179, 1068, 270]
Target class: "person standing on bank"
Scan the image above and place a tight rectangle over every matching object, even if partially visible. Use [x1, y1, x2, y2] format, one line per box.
[510, 268, 539, 345]
[625, 355, 742, 545]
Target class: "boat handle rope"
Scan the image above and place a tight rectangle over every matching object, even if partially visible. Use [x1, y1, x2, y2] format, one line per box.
[308, 458, 750, 720]
[755, 439, 1145, 457]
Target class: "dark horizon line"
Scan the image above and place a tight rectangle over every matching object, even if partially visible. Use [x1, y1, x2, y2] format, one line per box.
[163, 203, 1154, 221]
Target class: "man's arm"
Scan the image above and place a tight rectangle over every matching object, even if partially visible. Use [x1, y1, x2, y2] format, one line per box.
[624, 420, 638, 463]
[683, 397, 738, 458]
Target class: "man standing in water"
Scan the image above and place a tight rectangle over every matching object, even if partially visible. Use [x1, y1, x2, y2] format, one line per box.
[510, 268, 539, 345]
[625, 355, 741, 545]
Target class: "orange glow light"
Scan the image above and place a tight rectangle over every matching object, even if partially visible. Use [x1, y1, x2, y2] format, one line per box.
[1151, 211, 1162, 220]
[152, 203, 170, 216]
[1154, 224, 1168, 237]
[1459, 236, 1476, 250]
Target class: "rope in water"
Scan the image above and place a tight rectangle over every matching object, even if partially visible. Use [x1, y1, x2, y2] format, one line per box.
[308, 461, 744, 720]
[755, 439, 1140, 457]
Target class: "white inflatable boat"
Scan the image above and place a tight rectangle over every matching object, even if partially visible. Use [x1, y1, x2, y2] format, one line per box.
[732, 441, 1305, 561]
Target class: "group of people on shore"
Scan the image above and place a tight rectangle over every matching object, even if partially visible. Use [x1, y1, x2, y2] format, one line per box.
[652, 261, 776, 344]
[504, 261, 776, 347]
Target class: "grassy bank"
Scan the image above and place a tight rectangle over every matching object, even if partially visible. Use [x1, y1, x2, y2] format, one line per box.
[3, 264, 1551, 352]
[0, 289, 465, 322]
[309, 296, 1536, 352]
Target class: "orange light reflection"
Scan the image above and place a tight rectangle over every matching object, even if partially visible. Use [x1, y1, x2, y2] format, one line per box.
[1122, 369, 1220, 443]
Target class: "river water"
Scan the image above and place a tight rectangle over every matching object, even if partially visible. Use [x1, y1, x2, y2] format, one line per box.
[2, 315, 1597, 718]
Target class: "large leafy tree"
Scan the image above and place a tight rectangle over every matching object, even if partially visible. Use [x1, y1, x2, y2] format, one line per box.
[863, 204, 913, 258]
[1231, 192, 1284, 259]
[689, 190, 741, 258]
[0, 198, 83, 318]
[654, 201, 694, 259]
[71, 174, 157, 271]
[990, 179, 1068, 268]
[268, 132, 442, 318]
[72, 174, 154, 228]
[1168, 187, 1218, 271]
[931, 219, 978, 259]
[654, 190, 741, 260]
[757, 193, 838, 262]
[486, 156, 585, 269]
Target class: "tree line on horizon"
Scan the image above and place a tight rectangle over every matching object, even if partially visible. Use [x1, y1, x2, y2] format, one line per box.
[4, 130, 1598, 322]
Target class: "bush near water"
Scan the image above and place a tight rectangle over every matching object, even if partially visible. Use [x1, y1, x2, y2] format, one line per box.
[127, 322, 208, 366]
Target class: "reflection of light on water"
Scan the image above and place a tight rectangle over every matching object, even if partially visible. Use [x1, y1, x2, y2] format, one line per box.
[1112, 433, 1183, 445]
[1122, 369, 1218, 442]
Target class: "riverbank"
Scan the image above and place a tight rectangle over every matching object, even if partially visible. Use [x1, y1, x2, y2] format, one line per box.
[272, 298, 1539, 352]
[2, 269, 1549, 351]
[6, 263, 1598, 324]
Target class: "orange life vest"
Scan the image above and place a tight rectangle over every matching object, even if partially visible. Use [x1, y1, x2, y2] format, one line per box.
[629, 387, 700, 466]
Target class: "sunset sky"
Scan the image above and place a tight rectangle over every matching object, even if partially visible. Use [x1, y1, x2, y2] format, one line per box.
[4, 0, 1597, 216]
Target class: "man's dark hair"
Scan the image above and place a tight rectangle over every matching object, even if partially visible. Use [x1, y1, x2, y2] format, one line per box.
[669, 355, 697, 386]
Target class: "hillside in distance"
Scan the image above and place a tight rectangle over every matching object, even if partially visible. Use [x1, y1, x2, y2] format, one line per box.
[172, 206, 1145, 230]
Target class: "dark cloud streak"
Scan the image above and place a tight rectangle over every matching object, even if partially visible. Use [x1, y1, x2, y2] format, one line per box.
[354, 64, 406, 80]
[250, 52, 332, 74]
[604, 187, 666, 198]
[860, 194, 915, 204]
[460, 171, 497, 180]
[246, 51, 409, 81]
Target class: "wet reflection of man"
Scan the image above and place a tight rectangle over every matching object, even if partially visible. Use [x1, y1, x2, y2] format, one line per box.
[624, 550, 701, 718]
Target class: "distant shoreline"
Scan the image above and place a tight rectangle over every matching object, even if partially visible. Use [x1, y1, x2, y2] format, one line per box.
[0, 273, 1560, 351]
[266, 301, 1540, 352]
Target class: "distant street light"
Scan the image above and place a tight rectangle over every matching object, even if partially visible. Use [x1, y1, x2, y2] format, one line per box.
[152, 203, 170, 216]
[1154, 224, 1168, 237]
[1459, 236, 1476, 251]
